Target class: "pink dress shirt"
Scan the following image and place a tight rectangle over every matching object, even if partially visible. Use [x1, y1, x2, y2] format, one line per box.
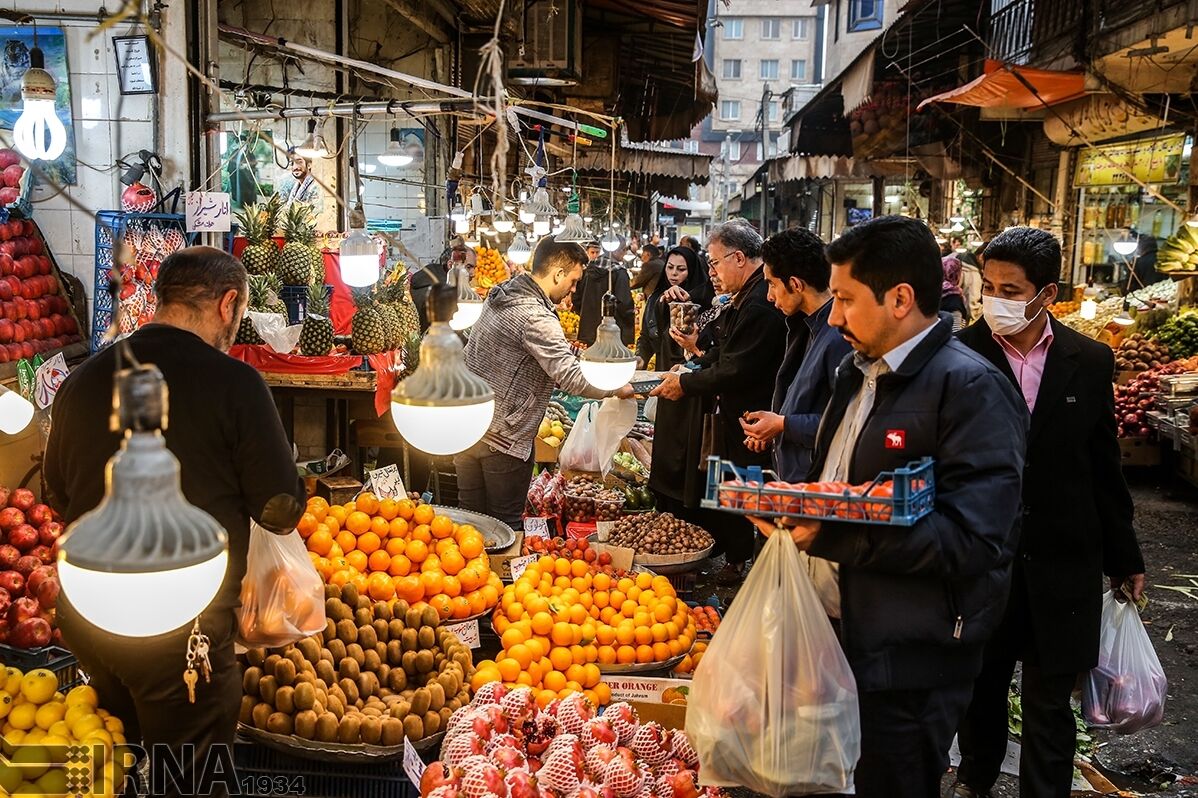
[994, 322, 1054, 412]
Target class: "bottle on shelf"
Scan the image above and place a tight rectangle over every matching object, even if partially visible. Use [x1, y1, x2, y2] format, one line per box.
[1151, 209, 1164, 238]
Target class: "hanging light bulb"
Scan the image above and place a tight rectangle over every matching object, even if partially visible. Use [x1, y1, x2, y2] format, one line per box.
[12, 45, 66, 161]
[1112, 235, 1138, 256]
[950, 220, 966, 233]
[391, 282, 495, 455]
[58, 365, 229, 637]
[533, 219, 552, 237]
[518, 205, 537, 225]
[555, 213, 592, 243]
[450, 202, 468, 223]
[449, 263, 484, 331]
[507, 232, 532, 265]
[526, 187, 557, 238]
[600, 231, 621, 253]
[551, 223, 565, 236]
[622, 252, 636, 262]
[0, 384, 34, 435]
[468, 190, 488, 218]
[1079, 299, 1098, 320]
[454, 217, 471, 235]
[339, 228, 381, 287]
[378, 127, 414, 167]
[580, 295, 637, 391]
[463, 235, 480, 249]
[493, 212, 515, 233]
[294, 119, 330, 159]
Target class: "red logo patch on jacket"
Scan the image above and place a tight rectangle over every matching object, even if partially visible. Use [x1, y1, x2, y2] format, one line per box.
[884, 430, 906, 449]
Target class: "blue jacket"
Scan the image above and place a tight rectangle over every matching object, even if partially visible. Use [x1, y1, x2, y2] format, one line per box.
[772, 299, 853, 480]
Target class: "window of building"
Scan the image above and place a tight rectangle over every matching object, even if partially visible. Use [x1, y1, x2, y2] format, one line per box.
[793, 18, 810, 39]
[722, 59, 741, 79]
[761, 19, 781, 39]
[720, 100, 741, 120]
[726, 141, 742, 160]
[768, 100, 780, 122]
[683, 139, 700, 154]
[759, 59, 779, 80]
[848, 0, 883, 32]
[791, 59, 807, 81]
[723, 18, 743, 39]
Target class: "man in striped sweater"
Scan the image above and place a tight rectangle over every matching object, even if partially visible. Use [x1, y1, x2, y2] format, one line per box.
[459, 239, 633, 527]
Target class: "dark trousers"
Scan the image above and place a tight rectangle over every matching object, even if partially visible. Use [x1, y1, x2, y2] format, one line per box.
[58, 603, 241, 798]
[453, 440, 535, 528]
[854, 683, 974, 798]
[957, 655, 1078, 797]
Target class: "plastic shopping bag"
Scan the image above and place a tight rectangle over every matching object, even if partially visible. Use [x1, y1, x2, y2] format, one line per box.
[1081, 590, 1167, 734]
[686, 531, 860, 796]
[591, 397, 637, 475]
[237, 523, 327, 648]
[559, 402, 600, 473]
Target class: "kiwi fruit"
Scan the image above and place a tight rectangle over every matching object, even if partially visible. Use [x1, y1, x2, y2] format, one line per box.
[401, 628, 418, 653]
[372, 619, 390, 642]
[325, 584, 341, 600]
[316, 660, 337, 686]
[242, 667, 262, 697]
[359, 626, 379, 650]
[326, 599, 350, 623]
[258, 675, 279, 706]
[388, 619, 406, 641]
[420, 606, 439, 628]
[391, 700, 411, 720]
[394, 599, 410, 618]
[246, 648, 266, 667]
[336, 620, 359, 645]
[339, 678, 361, 705]
[377, 663, 391, 684]
[410, 688, 431, 717]
[405, 607, 423, 628]
[327, 639, 347, 662]
[363, 650, 382, 674]
[447, 697, 461, 713]
[287, 649, 307, 670]
[387, 640, 403, 666]
[323, 619, 337, 643]
[375, 641, 388, 662]
[423, 711, 441, 736]
[416, 626, 435, 650]
[414, 651, 434, 674]
[339, 658, 361, 681]
[374, 602, 393, 622]
[320, 649, 335, 664]
[338, 715, 361, 744]
[315, 712, 339, 742]
[357, 596, 373, 612]
[294, 710, 318, 740]
[381, 717, 405, 746]
[341, 583, 360, 607]
[326, 693, 346, 720]
[267, 712, 294, 736]
[401, 651, 418, 676]
[360, 717, 383, 745]
[426, 682, 445, 712]
[402, 714, 424, 741]
[354, 608, 373, 628]
[274, 658, 297, 687]
[263, 654, 282, 675]
[388, 668, 408, 692]
[347, 643, 366, 666]
[252, 702, 273, 729]
[294, 682, 317, 712]
[438, 670, 460, 696]
[357, 672, 379, 700]
[274, 685, 296, 714]
[238, 695, 256, 725]
[439, 706, 454, 727]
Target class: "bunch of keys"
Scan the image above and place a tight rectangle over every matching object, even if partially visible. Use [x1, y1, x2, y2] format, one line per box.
[183, 617, 212, 704]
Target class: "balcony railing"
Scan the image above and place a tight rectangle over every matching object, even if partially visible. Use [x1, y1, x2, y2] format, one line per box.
[990, 0, 1034, 64]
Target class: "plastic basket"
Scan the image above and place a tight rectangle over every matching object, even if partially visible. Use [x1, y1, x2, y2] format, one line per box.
[0, 644, 85, 690]
[279, 284, 332, 326]
[701, 456, 936, 526]
[233, 740, 417, 798]
[92, 210, 197, 351]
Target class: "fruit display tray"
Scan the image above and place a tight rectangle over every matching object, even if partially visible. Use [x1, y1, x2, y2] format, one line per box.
[597, 651, 689, 675]
[237, 723, 443, 763]
[632, 543, 714, 571]
[701, 456, 936, 527]
[432, 505, 515, 553]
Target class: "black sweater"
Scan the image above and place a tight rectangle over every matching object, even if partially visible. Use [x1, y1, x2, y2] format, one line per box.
[45, 325, 305, 612]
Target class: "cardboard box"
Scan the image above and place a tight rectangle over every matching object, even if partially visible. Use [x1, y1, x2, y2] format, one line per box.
[316, 475, 363, 505]
[489, 531, 524, 581]
[534, 438, 560, 463]
[1119, 438, 1162, 467]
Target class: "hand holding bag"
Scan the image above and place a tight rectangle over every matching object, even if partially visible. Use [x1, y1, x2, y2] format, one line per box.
[237, 523, 327, 648]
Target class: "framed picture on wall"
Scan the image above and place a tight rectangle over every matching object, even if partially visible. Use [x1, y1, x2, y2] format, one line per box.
[113, 35, 156, 95]
[0, 25, 77, 184]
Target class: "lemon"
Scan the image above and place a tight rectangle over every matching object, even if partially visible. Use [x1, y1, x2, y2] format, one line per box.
[35, 766, 68, 795]
[63, 705, 92, 729]
[46, 721, 69, 739]
[0, 691, 14, 719]
[19, 671, 57, 705]
[33, 703, 65, 731]
[39, 735, 70, 760]
[11, 744, 51, 779]
[102, 716, 123, 734]
[111, 733, 125, 746]
[23, 728, 45, 744]
[5, 729, 25, 745]
[68, 714, 103, 740]
[8, 703, 37, 731]
[64, 687, 98, 709]
[2, 667, 22, 694]
[80, 729, 113, 751]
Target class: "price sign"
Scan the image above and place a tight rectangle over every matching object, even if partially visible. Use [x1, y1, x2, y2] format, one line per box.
[185, 191, 231, 232]
[444, 619, 481, 648]
[33, 353, 68, 410]
[367, 465, 405, 500]
[595, 520, 615, 542]
[524, 517, 550, 539]
[403, 736, 427, 786]
[509, 554, 538, 582]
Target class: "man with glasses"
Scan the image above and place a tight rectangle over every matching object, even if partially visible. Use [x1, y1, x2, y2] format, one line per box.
[651, 220, 786, 580]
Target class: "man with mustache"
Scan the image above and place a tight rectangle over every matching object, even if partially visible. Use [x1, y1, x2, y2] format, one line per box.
[279, 151, 324, 215]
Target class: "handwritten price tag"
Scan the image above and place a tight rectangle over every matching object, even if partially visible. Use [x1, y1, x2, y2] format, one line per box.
[403, 736, 426, 786]
[595, 520, 615, 542]
[33, 353, 68, 410]
[444, 619, 481, 648]
[367, 465, 405, 500]
[524, 517, 550, 538]
[185, 191, 231, 232]
[509, 554, 538, 582]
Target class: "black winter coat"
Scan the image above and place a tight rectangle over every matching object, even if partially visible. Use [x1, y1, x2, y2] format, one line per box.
[807, 315, 1028, 692]
[574, 260, 635, 346]
[958, 316, 1144, 673]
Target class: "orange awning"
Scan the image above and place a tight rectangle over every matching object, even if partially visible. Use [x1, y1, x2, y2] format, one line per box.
[917, 60, 1085, 111]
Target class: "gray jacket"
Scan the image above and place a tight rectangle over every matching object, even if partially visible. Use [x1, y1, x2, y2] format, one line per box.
[465, 274, 609, 460]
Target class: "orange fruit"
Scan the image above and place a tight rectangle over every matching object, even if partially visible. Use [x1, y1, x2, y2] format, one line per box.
[378, 499, 398, 521]
[451, 596, 471, 619]
[566, 664, 586, 685]
[570, 644, 587, 665]
[652, 642, 671, 661]
[385, 537, 407, 557]
[502, 627, 526, 649]
[653, 603, 672, 623]
[388, 518, 409, 539]
[536, 689, 558, 709]
[597, 645, 617, 665]
[323, 513, 341, 535]
[593, 682, 611, 705]
[413, 503, 435, 526]
[329, 569, 352, 587]
[583, 663, 601, 688]
[551, 622, 574, 646]
[406, 539, 429, 564]
[297, 512, 318, 538]
[421, 554, 441, 573]
[335, 530, 357, 554]
[368, 550, 392, 572]
[553, 558, 571, 577]
[473, 667, 502, 693]
[543, 670, 567, 692]
[615, 622, 635, 646]
[368, 572, 396, 601]
[371, 516, 390, 538]
[307, 496, 329, 517]
[506, 603, 525, 623]
[549, 647, 573, 671]
[459, 533, 484, 559]
[346, 511, 372, 535]
[421, 571, 444, 597]
[357, 532, 382, 555]
[496, 658, 521, 682]
[327, 505, 348, 526]
[508, 644, 533, 669]
[570, 559, 589, 578]
[468, 590, 488, 616]
[616, 645, 636, 664]
[480, 584, 500, 608]
[388, 554, 412, 577]
[308, 528, 333, 556]
[430, 515, 455, 539]
[346, 550, 368, 571]
[356, 492, 380, 516]
[429, 594, 453, 620]
[395, 575, 424, 603]
[459, 567, 483, 593]
[530, 612, 554, 636]
[441, 550, 466, 575]
[636, 645, 654, 663]
[396, 498, 416, 520]
[441, 575, 462, 598]
[568, 605, 588, 625]
[411, 524, 432, 544]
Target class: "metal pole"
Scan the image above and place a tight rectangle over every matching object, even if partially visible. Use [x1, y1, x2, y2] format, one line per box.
[198, 0, 221, 247]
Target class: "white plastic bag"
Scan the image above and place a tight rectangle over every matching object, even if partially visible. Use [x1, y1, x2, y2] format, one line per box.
[592, 397, 637, 475]
[1081, 591, 1167, 734]
[249, 311, 303, 354]
[687, 531, 860, 796]
[559, 402, 600, 473]
[237, 523, 327, 648]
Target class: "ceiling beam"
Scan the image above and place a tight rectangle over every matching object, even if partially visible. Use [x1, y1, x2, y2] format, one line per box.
[381, 0, 452, 43]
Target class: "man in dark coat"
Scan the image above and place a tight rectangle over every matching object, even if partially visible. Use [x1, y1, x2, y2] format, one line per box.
[750, 216, 1027, 797]
[651, 220, 786, 575]
[574, 238, 635, 346]
[632, 243, 665, 296]
[954, 227, 1146, 798]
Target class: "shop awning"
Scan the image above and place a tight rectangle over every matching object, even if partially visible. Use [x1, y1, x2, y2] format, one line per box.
[917, 60, 1085, 111]
[574, 139, 712, 183]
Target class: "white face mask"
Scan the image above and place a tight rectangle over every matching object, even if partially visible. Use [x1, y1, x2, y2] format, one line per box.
[982, 287, 1046, 336]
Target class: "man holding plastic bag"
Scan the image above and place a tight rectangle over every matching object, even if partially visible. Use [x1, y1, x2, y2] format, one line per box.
[742, 217, 1027, 797]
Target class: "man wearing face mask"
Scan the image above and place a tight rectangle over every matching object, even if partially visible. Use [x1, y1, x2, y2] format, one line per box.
[954, 227, 1146, 798]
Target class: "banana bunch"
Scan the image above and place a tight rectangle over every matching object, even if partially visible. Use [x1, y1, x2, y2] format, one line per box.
[1158, 227, 1198, 273]
[475, 247, 510, 290]
[558, 308, 580, 340]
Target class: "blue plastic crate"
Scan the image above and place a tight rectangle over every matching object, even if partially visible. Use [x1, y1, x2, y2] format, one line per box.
[279, 284, 332, 326]
[233, 741, 417, 798]
[701, 456, 936, 526]
[92, 210, 197, 351]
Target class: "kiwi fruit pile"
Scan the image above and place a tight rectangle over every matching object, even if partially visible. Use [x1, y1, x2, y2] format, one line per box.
[238, 583, 475, 746]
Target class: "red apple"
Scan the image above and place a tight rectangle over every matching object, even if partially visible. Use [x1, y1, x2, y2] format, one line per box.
[8, 489, 34, 511]
[0, 149, 18, 169]
[25, 565, 54, 595]
[0, 486, 9, 507]
[0, 545, 19, 570]
[29, 545, 51, 565]
[27, 504, 51, 526]
[8, 526, 37, 553]
[0, 587, 10, 617]
[13, 554, 39, 575]
[0, 506, 24, 530]
[0, 570, 24, 596]
[36, 521, 61, 547]
[9, 616, 51, 648]
[34, 577, 57, 609]
[3, 165, 24, 189]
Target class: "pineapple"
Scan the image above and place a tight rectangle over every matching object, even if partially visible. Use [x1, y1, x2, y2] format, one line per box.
[263, 274, 289, 316]
[350, 293, 388, 355]
[236, 196, 281, 275]
[279, 203, 318, 285]
[235, 276, 266, 345]
[380, 263, 422, 341]
[374, 294, 402, 351]
[401, 332, 422, 376]
[299, 281, 333, 356]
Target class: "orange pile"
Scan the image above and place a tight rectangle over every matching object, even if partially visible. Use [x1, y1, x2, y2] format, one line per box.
[474, 555, 696, 708]
[300, 493, 503, 622]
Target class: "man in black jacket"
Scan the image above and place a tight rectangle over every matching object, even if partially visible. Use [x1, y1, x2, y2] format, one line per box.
[653, 220, 786, 575]
[752, 216, 1027, 797]
[632, 243, 665, 296]
[45, 247, 305, 798]
[574, 238, 635, 346]
[954, 228, 1145, 798]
